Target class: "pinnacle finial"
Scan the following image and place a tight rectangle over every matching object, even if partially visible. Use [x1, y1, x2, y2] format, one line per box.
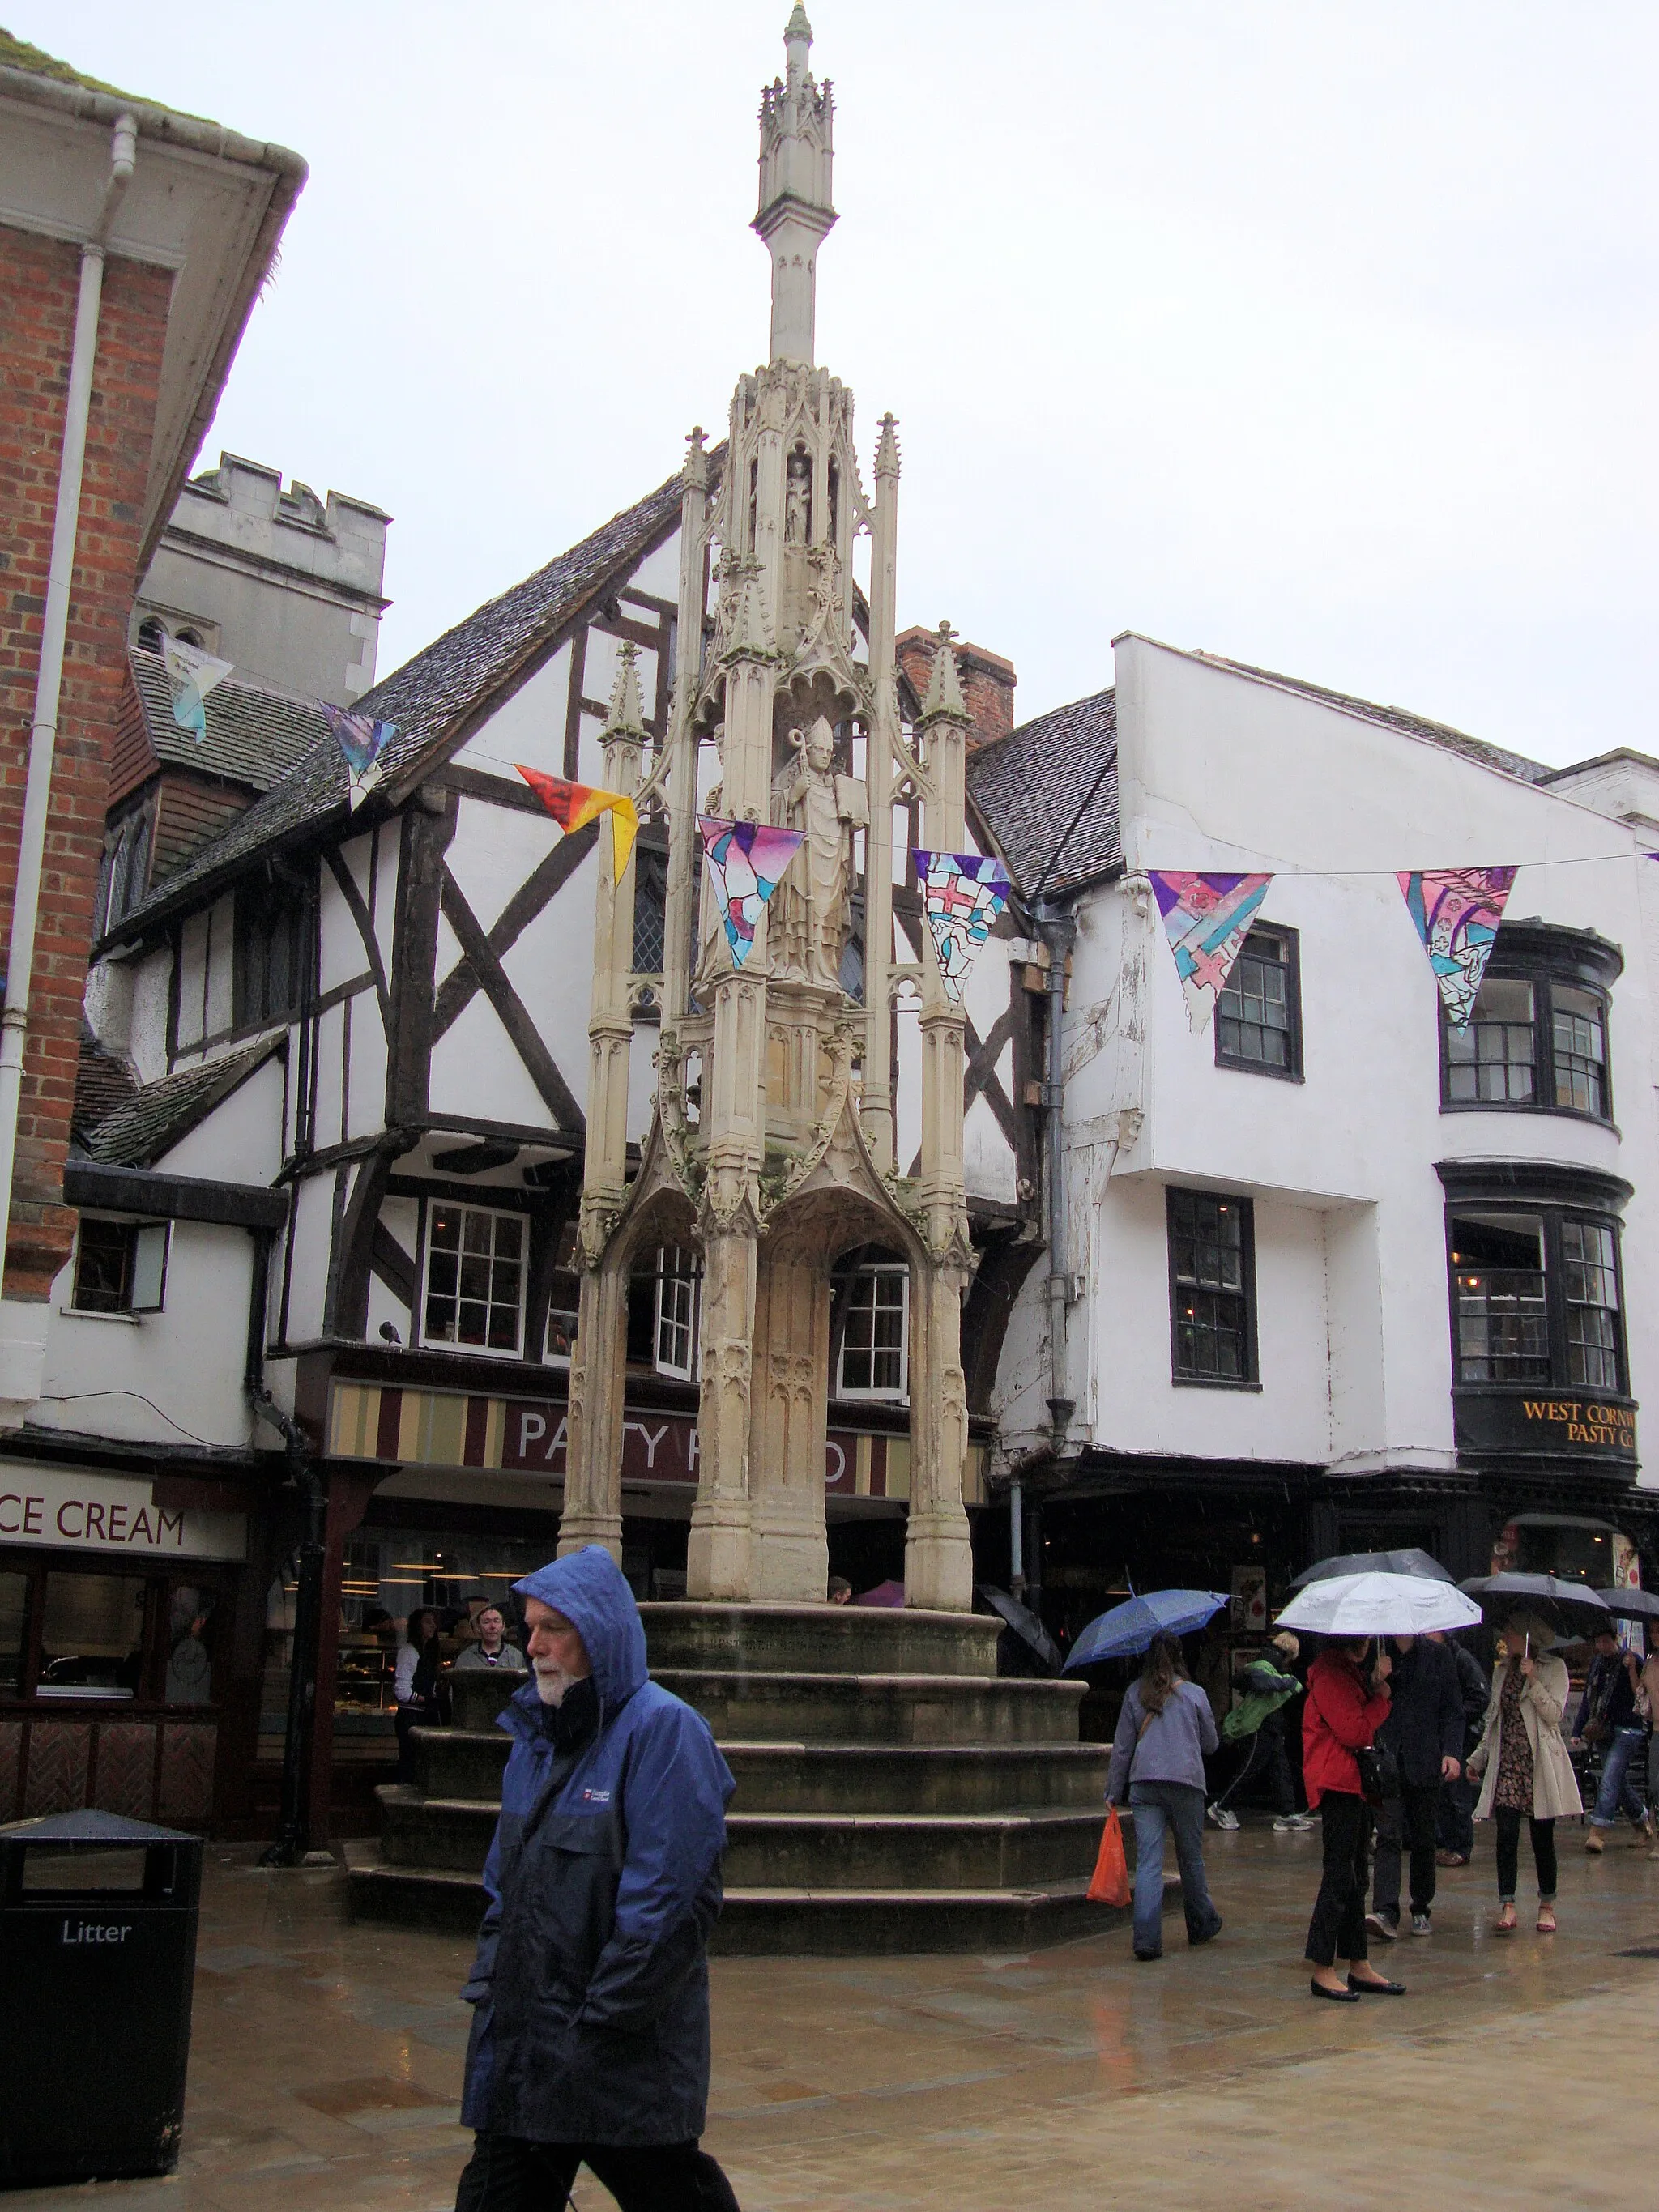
[875, 412, 901, 479]
[920, 624, 969, 722]
[604, 640, 649, 741]
[785, 4, 813, 49]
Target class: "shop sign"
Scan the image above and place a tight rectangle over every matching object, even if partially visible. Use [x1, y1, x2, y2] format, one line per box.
[501, 1405, 872, 1490]
[1453, 1392, 1638, 1463]
[0, 1464, 247, 1561]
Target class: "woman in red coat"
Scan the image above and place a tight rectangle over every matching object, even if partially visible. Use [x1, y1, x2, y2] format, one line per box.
[1303, 1638, 1403, 2001]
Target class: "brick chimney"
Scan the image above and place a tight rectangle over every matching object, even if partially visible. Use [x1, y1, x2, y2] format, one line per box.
[896, 626, 1016, 750]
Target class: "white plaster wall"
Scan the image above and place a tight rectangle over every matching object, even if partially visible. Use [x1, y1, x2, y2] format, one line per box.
[203, 897, 233, 1039]
[629, 532, 682, 601]
[312, 999, 346, 1153]
[177, 911, 209, 1051]
[37, 1223, 257, 1447]
[963, 1093, 1016, 1204]
[348, 989, 389, 1140]
[1008, 635, 1659, 1481]
[366, 1192, 417, 1345]
[159, 1055, 286, 1184]
[318, 830, 378, 995]
[284, 1173, 335, 1345]
[453, 647, 571, 784]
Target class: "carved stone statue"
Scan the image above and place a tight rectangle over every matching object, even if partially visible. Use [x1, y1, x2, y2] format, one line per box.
[784, 450, 811, 546]
[770, 714, 867, 989]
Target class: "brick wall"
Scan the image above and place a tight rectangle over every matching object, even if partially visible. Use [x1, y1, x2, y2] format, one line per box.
[895, 626, 1017, 751]
[0, 222, 170, 1299]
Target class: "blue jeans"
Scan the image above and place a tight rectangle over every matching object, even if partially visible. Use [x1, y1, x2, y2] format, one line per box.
[1128, 1779, 1222, 1958]
[1592, 1726, 1650, 1828]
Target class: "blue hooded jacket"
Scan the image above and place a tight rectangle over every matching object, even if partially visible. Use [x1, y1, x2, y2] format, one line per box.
[459, 1546, 735, 2146]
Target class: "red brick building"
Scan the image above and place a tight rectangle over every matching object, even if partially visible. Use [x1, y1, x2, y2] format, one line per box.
[0, 32, 305, 1412]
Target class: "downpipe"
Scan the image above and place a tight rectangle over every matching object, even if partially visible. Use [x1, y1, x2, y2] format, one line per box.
[0, 113, 137, 1300]
[1035, 901, 1078, 1456]
[248, 1370, 326, 1868]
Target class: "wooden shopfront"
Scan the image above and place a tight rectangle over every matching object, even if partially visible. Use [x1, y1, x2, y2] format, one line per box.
[0, 1460, 258, 1828]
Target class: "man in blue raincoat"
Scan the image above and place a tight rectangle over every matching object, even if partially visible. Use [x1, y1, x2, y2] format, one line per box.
[454, 1545, 739, 2211]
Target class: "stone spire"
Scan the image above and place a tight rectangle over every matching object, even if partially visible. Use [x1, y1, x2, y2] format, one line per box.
[754, 5, 836, 365]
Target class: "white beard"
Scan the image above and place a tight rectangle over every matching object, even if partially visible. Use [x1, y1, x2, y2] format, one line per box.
[535, 1663, 578, 1707]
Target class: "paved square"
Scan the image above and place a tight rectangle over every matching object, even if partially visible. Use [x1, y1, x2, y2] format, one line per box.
[14, 1823, 1659, 2211]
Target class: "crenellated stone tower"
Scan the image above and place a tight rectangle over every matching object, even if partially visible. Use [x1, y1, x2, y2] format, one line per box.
[560, 7, 976, 1611]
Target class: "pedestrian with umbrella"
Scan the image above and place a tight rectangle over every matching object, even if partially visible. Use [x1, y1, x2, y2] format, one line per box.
[1103, 1630, 1225, 1963]
[1468, 1609, 1581, 1933]
[1276, 1572, 1483, 2000]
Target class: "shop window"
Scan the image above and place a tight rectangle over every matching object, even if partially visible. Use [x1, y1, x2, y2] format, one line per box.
[232, 872, 307, 1030]
[1447, 1204, 1625, 1394]
[1215, 926, 1301, 1080]
[164, 1583, 218, 1706]
[1439, 928, 1615, 1123]
[838, 1263, 909, 1400]
[1168, 1188, 1257, 1385]
[0, 1571, 27, 1695]
[654, 1247, 702, 1380]
[421, 1201, 527, 1356]
[70, 1217, 169, 1316]
[37, 1571, 148, 1699]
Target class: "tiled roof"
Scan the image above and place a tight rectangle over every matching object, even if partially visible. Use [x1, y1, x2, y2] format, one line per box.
[130, 648, 326, 792]
[70, 1029, 139, 1149]
[79, 1035, 284, 1167]
[967, 689, 1120, 899]
[109, 467, 693, 937]
[1192, 651, 1553, 786]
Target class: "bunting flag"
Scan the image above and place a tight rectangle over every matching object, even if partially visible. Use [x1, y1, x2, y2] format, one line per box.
[516, 766, 640, 879]
[321, 705, 397, 811]
[697, 816, 804, 967]
[915, 850, 1011, 1003]
[1397, 867, 1518, 1026]
[162, 637, 233, 744]
[1149, 872, 1275, 1034]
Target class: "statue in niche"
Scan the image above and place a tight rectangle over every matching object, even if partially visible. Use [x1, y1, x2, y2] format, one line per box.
[770, 714, 867, 990]
[784, 450, 812, 546]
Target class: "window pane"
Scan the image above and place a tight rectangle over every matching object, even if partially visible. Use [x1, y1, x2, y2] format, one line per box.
[1447, 975, 1535, 1107]
[423, 1203, 523, 1355]
[1448, 1213, 1548, 1383]
[164, 1583, 217, 1706]
[39, 1573, 148, 1698]
[1170, 1192, 1253, 1381]
[1551, 986, 1606, 1118]
[0, 1571, 27, 1694]
[1563, 1215, 1621, 1390]
[838, 1265, 908, 1396]
[1217, 931, 1295, 1074]
[74, 1219, 132, 1314]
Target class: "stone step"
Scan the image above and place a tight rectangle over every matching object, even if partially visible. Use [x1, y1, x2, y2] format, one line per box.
[413, 1730, 1110, 1814]
[377, 1784, 1102, 1891]
[638, 1603, 1002, 1680]
[654, 1670, 1085, 1745]
[344, 1842, 1165, 1955]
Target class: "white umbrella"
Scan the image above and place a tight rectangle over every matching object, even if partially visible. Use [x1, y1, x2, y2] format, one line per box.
[1275, 1571, 1482, 1638]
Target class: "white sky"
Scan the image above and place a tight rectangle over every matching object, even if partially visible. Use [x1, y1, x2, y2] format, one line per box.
[36, 1, 1659, 767]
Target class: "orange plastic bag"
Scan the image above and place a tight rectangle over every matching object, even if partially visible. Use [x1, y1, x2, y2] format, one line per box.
[1087, 1805, 1130, 1907]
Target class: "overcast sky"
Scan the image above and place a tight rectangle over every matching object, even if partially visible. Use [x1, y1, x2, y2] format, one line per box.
[37, 1, 1659, 766]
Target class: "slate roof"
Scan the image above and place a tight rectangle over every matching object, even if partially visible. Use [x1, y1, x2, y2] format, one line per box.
[1192, 650, 1553, 786]
[79, 1034, 284, 1167]
[110, 466, 693, 939]
[70, 1028, 139, 1149]
[130, 647, 326, 792]
[967, 689, 1120, 899]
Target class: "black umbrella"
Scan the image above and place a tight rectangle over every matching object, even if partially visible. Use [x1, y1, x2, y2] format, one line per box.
[1290, 1547, 1455, 1591]
[1461, 1571, 1614, 1631]
[1595, 1585, 1659, 1623]
[976, 1586, 1062, 1672]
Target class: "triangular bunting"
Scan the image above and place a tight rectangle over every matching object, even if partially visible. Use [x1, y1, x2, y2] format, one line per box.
[517, 766, 639, 880]
[321, 704, 397, 811]
[697, 816, 804, 967]
[1149, 872, 1275, 1034]
[915, 850, 1010, 1004]
[1397, 868, 1518, 1026]
[162, 638, 233, 744]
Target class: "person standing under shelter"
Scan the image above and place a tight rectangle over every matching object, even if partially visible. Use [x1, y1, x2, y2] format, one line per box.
[1469, 1613, 1580, 1934]
[454, 1546, 740, 2212]
[1365, 1631, 1464, 1939]
[1105, 1634, 1224, 1963]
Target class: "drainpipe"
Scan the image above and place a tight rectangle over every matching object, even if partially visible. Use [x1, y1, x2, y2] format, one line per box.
[247, 1366, 326, 1869]
[0, 113, 138, 1306]
[1009, 1471, 1026, 1603]
[1034, 901, 1078, 1456]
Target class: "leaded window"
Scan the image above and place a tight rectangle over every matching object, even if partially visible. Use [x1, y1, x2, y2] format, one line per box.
[1168, 1189, 1256, 1383]
[1563, 1218, 1621, 1390]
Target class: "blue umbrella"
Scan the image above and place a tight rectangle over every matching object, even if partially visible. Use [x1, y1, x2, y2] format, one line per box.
[1063, 1588, 1230, 1669]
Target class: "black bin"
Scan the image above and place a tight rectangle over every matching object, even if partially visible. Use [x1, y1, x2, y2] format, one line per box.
[0, 1808, 203, 2185]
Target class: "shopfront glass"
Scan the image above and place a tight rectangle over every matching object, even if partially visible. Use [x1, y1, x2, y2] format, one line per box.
[37, 1571, 148, 1698]
[0, 1571, 25, 1694]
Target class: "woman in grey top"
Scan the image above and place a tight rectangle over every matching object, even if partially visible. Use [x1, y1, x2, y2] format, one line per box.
[1105, 1634, 1224, 1962]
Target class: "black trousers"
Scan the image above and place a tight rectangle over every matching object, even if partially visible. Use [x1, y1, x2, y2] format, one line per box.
[1494, 1809, 1558, 1903]
[1371, 1779, 1441, 1919]
[1436, 1767, 1476, 1859]
[1213, 1712, 1297, 1817]
[1305, 1791, 1371, 1967]
[455, 2132, 740, 2212]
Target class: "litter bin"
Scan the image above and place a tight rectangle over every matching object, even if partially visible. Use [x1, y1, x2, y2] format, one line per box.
[0, 1807, 203, 2185]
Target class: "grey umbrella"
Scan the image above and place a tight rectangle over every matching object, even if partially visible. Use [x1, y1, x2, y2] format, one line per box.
[1595, 1585, 1659, 1623]
[976, 1586, 1062, 1672]
[1290, 1546, 1455, 1591]
[1461, 1571, 1614, 1632]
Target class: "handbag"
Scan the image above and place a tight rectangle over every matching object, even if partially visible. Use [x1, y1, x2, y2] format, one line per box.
[1354, 1741, 1401, 1808]
[1088, 1805, 1130, 1908]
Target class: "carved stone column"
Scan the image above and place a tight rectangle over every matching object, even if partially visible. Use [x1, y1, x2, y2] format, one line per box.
[560, 1253, 627, 1559]
[748, 1236, 832, 1600]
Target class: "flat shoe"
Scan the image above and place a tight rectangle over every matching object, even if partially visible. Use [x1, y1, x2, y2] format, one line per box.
[1133, 1949, 1162, 1963]
[1347, 1975, 1406, 1995]
[1310, 1977, 1360, 2002]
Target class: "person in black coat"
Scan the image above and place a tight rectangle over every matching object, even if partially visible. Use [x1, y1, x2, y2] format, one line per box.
[1431, 1630, 1490, 1865]
[1366, 1632, 1464, 1939]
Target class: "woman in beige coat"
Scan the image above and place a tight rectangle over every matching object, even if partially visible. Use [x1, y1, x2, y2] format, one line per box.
[1468, 1613, 1582, 1934]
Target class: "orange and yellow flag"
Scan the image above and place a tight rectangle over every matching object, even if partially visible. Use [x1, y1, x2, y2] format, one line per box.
[516, 766, 639, 880]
